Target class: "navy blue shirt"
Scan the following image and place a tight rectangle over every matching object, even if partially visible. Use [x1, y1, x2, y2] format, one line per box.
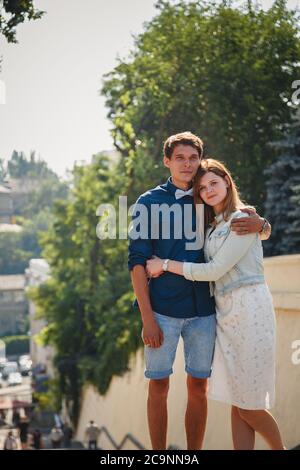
[128, 178, 215, 318]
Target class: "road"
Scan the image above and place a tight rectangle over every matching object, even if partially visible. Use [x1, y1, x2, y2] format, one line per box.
[0, 376, 31, 450]
[0, 375, 84, 450]
[0, 427, 21, 450]
[0, 376, 32, 402]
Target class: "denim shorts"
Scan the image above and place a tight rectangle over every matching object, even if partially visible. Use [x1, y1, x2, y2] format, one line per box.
[144, 312, 216, 380]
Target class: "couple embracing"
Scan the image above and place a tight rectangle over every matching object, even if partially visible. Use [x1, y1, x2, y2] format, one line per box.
[128, 132, 284, 450]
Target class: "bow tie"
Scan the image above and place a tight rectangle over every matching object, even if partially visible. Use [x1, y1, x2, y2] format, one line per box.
[174, 188, 194, 200]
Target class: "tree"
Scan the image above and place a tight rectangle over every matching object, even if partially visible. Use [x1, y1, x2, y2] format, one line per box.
[7, 150, 57, 179]
[0, 232, 30, 274]
[0, 158, 8, 182]
[0, 0, 44, 43]
[29, 155, 142, 423]
[264, 121, 300, 256]
[18, 178, 69, 217]
[0, 152, 69, 274]
[102, 0, 300, 210]
[28, 0, 300, 424]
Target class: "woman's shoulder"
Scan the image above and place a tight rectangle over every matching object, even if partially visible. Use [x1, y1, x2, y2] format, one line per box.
[229, 208, 250, 221]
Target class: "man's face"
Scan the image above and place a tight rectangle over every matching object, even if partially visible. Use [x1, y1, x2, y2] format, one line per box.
[163, 144, 201, 187]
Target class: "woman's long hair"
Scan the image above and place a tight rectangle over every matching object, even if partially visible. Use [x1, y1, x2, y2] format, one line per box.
[193, 158, 246, 226]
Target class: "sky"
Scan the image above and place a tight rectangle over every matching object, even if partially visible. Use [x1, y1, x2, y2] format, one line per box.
[0, 0, 299, 176]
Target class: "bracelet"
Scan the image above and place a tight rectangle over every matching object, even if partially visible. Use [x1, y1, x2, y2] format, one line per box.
[259, 218, 268, 233]
[162, 259, 170, 272]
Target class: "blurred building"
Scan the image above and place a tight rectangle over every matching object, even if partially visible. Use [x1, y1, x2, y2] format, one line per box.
[8, 178, 42, 215]
[25, 259, 54, 377]
[0, 182, 22, 232]
[0, 274, 28, 336]
[0, 183, 13, 223]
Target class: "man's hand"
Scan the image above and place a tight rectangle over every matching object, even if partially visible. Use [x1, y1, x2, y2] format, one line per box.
[146, 256, 164, 278]
[231, 207, 264, 235]
[142, 318, 164, 348]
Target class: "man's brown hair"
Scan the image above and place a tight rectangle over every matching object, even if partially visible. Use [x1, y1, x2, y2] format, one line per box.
[163, 131, 204, 159]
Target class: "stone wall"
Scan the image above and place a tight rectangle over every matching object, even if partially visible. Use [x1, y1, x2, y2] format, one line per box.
[76, 255, 300, 450]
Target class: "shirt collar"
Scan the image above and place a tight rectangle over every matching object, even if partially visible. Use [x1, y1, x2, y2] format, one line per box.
[214, 213, 224, 224]
[166, 177, 193, 197]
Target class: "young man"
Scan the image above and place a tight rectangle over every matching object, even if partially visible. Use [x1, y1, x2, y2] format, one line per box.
[128, 132, 270, 450]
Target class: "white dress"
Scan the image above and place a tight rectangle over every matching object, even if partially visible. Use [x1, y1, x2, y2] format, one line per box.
[208, 282, 276, 409]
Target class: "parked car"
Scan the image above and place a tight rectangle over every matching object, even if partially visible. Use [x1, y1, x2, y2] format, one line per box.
[7, 372, 22, 386]
[20, 363, 31, 376]
[18, 355, 32, 376]
[2, 362, 19, 380]
[18, 355, 31, 366]
[0, 358, 7, 376]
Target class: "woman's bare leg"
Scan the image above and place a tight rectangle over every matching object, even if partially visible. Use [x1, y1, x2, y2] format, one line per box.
[231, 405, 255, 450]
[237, 408, 284, 450]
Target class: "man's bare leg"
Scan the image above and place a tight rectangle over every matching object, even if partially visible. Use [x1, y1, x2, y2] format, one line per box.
[185, 376, 208, 450]
[147, 377, 169, 450]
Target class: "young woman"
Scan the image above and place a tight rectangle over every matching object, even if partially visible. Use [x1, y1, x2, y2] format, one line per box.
[146, 158, 285, 450]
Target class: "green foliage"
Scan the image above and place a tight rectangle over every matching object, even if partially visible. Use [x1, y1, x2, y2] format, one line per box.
[29, 154, 143, 423]
[102, 0, 300, 210]
[0, 158, 8, 182]
[0, 334, 30, 355]
[7, 150, 57, 180]
[0, 152, 69, 274]
[0, 0, 44, 43]
[29, 0, 300, 424]
[16, 178, 69, 218]
[0, 210, 58, 274]
[0, 232, 30, 274]
[32, 376, 62, 413]
[264, 122, 300, 255]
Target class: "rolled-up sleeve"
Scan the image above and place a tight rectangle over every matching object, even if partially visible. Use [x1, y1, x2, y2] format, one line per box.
[183, 262, 194, 281]
[182, 229, 256, 282]
[128, 197, 153, 271]
[128, 238, 153, 270]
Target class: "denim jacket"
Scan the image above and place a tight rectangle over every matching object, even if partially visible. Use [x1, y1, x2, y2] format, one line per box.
[183, 210, 265, 296]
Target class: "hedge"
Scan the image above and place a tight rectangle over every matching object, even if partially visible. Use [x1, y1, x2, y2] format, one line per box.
[0, 335, 30, 356]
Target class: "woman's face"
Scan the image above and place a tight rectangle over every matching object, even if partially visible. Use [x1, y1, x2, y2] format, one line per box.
[198, 171, 229, 211]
